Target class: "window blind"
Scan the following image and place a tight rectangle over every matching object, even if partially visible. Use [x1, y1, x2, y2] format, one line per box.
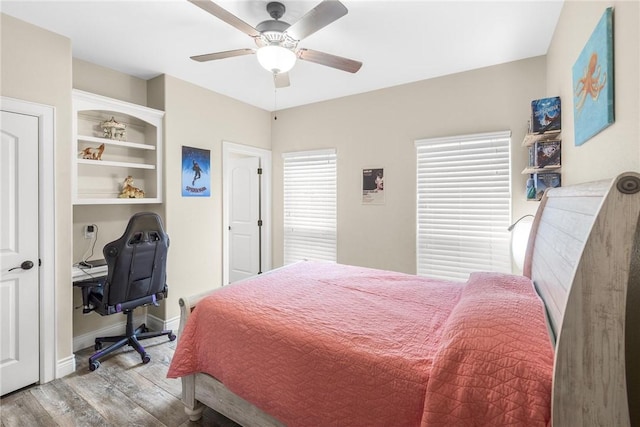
[415, 131, 512, 281]
[283, 149, 337, 264]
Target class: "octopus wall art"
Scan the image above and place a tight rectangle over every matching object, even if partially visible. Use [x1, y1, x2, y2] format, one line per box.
[574, 52, 607, 113]
[572, 7, 614, 146]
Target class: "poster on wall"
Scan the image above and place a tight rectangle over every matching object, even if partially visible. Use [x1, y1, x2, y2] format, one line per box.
[362, 167, 384, 205]
[181, 146, 210, 197]
[572, 7, 614, 146]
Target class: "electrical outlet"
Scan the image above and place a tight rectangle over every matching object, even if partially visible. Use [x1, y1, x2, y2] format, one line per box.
[84, 225, 95, 240]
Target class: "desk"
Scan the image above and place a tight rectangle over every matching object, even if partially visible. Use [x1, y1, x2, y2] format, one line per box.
[73, 259, 108, 283]
[73, 259, 107, 313]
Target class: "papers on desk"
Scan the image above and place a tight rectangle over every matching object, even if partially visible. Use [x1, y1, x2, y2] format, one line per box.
[73, 259, 108, 282]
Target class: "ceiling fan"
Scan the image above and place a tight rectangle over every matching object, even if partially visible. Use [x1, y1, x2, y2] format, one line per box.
[188, 0, 363, 88]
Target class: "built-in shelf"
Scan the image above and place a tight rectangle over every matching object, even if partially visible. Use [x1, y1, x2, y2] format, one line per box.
[77, 134, 156, 151]
[77, 159, 156, 170]
[72, 90, 164, 205]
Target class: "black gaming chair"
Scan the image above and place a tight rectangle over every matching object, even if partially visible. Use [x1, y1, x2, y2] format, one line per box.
[87, 212, 175, 371]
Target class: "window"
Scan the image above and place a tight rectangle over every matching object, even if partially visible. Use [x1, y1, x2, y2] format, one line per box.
[415, 131, 511, 281]
[283, 149, 337, 264]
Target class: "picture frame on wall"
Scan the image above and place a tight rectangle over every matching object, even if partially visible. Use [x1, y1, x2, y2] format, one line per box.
[182, 146, 211, 197]
[362, 167, 384, 205]
[572, 7, 614, 146]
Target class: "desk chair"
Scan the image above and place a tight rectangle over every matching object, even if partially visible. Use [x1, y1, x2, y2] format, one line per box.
[86, 212, 175, 371]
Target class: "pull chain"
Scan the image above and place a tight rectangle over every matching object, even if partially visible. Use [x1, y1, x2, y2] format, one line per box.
[273, 86, 278, 120]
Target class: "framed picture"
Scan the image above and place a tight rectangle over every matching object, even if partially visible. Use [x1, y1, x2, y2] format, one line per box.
[182, 146, 210, 197]
[362, 167, 384, 205]
[572, 7, 614, 146]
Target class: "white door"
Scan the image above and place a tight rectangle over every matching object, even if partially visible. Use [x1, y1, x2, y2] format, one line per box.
[1, 111, 40, 395]
[228, 156, 260, 283]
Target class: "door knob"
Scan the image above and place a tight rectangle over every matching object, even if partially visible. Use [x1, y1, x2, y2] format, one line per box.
[8, 260, 34, 272]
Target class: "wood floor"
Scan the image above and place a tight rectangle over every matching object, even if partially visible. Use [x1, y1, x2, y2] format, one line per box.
[1, 336, 240, 427]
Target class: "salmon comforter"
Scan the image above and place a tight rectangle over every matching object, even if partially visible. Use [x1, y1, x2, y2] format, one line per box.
[168, 261, 553, 426]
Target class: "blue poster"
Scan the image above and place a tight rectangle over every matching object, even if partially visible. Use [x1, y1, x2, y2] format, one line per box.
[182, 146, 210, 197]
[572, 7, 614, 146]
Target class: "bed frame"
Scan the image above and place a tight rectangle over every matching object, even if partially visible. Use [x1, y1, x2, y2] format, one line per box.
[177, 171, 640, 426]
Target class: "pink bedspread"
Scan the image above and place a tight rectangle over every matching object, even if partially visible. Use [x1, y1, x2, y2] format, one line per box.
[168, 262, 553, 426]
[422, 272, 554, 426]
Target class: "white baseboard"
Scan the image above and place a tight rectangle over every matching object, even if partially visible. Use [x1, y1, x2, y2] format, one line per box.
[147, 313, 180, 333]
[56, 355, 76, 379]
[72, 313, 146, 352]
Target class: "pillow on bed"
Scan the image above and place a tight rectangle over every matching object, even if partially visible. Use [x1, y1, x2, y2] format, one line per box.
[421, 272, 554, 427]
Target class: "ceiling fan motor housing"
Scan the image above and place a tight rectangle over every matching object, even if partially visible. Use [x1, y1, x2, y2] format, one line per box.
[255, 1, 297, 49]
[266, 2, 286, 20]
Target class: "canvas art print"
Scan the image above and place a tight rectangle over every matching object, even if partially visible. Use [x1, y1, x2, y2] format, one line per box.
[572, 7, 614, 146]
[182, 146, 210, 197]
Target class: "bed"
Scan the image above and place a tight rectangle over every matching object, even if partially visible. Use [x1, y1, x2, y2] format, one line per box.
[168, 171, 640, 426]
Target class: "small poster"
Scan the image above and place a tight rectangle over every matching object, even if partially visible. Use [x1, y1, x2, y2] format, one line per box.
[362, 168, 384, 205]
[182, 146, 210, 197]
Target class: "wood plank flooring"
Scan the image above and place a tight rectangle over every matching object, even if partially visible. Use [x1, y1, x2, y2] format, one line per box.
[1, 336, 240, 427]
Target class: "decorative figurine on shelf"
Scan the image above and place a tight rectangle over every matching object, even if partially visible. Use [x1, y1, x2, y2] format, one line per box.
[101, 116, 126, 140]
[80, 143, 105, 160]
[119, 176, 145, 199]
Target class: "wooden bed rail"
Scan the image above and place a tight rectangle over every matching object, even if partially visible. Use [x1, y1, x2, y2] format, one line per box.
[177, 291, 215, 421]
[526, 172, 640, 426]
[177, 290, 216, 340]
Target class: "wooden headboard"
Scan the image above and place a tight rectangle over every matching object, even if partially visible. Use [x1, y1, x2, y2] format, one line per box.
[523, 171, 640, 426]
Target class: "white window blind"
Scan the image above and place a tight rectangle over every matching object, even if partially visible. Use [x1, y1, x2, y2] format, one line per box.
[283, 149, 337, 264]
[415, 131, 512, 281]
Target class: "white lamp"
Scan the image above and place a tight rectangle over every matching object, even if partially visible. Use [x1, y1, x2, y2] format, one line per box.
[256, 45, 296, 74]
[509, 214, 534, 272]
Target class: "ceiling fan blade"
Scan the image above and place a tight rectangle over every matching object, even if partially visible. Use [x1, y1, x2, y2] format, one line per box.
[274, 72, 291, 88]
[188, 0, 260, 38]
[298, 48, 362, 73]
[285, 0, 348, 41]
[190, 48, 255, 62]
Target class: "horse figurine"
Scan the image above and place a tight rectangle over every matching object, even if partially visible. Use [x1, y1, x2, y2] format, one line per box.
[118, 176, 144, 199]
[80, 143, 105, 160]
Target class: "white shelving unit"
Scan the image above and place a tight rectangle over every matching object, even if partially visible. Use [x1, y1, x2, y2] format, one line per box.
[72, 90, 164, 205]
[521, 129, 562, 201]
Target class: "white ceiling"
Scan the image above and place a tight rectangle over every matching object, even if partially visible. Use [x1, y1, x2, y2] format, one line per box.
[1, 0, 564, 111]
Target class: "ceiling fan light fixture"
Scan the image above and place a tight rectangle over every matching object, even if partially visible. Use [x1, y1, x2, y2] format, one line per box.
[257, 45, 296, 74]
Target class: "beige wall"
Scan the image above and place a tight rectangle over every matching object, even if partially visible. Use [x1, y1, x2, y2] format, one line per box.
[1, 14, 74, 363]
[149, 75, 271, 322]
[272, 57, 547, 274]
[73, 58, 148, 106]
[546, 0, 640, 184]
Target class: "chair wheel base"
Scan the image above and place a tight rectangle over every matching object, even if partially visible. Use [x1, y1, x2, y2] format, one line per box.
[89, 361, 100, 371]
[142, 354, 151, 364]
[169, 333, 177, 341]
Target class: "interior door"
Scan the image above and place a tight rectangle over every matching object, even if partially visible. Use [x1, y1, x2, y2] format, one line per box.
[228, 156, 260, 283]
[1, 111, 40, 395]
